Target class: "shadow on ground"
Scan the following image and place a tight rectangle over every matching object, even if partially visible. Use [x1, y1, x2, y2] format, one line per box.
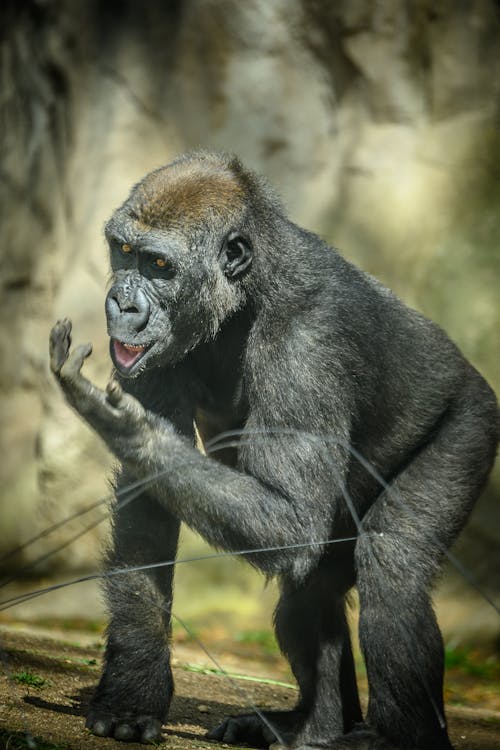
[0, 627, 499, 750]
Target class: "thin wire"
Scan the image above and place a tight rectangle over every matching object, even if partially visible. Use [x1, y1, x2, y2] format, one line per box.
[0, 512, 108, 589]
[0, 424, 492, 740]
[206, 429, 491, 731]
[208, 428, 500, 616]
[172, 611, 288, 747]
[0, 497, 105, 567]
[0, 536, 358, 613]
[2, 428, 496, 615]
[1, 424, 488, 742]
[0, 471, 175, 573]
[0, 470, 182, 590]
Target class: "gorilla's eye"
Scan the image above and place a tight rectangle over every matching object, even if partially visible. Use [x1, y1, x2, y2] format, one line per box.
[155, 258, 167, 268]
[121, 243, 132, 253]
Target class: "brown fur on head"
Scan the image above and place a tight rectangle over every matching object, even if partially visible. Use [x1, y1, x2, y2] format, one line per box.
[103, 153, 261, 375]
[126, 153, 247, 231]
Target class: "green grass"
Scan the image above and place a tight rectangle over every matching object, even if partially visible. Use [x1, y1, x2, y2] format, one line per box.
[35, 617, 104, 633]
[11, 671, 47, 688]
[72, 656, 97, 666]
[445, 646, 499, 680]
[183, 662, 296, 690]
[235, 628, 279, 655]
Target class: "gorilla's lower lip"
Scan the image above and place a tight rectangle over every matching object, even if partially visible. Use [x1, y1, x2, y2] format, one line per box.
[112, 339, 152, 371]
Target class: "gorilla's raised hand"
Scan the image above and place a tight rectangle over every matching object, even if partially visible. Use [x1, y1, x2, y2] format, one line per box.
[50, 318, 158, 464]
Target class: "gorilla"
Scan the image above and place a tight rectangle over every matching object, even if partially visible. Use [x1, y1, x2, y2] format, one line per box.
[50, 152, 498, 749]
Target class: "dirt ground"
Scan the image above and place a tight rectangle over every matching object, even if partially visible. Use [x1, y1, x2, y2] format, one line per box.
[0, 626, 499, 750]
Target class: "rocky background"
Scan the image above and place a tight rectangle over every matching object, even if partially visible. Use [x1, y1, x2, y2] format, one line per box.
[1, 0, 499, 645]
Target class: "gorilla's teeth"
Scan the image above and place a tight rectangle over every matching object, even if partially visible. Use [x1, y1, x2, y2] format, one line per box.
[121, 342, 146, 352]
[113, 339, 147, 370]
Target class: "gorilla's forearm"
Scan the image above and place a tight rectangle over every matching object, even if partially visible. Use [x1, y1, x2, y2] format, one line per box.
[50, 327, 340, 576]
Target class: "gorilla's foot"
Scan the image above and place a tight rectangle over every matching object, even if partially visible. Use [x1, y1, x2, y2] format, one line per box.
[208, 710, 301, 748]
[86, 708, 163, 744]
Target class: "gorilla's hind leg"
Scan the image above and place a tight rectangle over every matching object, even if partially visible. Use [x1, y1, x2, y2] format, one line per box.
[278, 565, 361, 749]
[355, 384, 498, 750]
[209, 556, 361, 749]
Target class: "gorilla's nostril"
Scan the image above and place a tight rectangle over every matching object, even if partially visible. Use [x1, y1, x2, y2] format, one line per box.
[106, 287, 150, 334]
[121, 302, 140, 314]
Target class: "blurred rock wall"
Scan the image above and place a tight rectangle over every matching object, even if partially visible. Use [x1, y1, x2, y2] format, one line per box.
[1, 0, 499, 642]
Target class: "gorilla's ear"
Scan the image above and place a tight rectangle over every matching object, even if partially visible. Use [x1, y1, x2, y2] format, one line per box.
[220, 233, 253, 279]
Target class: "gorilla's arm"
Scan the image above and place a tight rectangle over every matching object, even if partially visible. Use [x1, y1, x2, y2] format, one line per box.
[50, 319, 350, 578]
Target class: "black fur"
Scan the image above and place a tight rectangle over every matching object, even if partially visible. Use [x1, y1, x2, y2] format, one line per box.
[49, 152, 499, 749]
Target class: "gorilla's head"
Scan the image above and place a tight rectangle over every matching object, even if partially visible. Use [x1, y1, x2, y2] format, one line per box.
[104, 153, 264, 377]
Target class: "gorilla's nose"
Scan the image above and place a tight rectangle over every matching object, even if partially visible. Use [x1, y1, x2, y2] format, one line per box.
[106, 286, 150, 334]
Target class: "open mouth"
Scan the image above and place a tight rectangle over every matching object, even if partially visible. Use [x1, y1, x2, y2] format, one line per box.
[111, 339, 152, 372]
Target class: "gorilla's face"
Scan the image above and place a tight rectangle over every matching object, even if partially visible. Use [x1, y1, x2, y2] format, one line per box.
[104, 162, 253, 377]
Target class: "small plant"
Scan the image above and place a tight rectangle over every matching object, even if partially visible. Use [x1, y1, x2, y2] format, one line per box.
[80, 657, 97, 666]
[11, 671, 46, 688]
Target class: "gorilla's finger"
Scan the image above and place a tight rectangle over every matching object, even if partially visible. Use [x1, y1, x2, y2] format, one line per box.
[106, 379, 124, 407]
[61, 342, 93, 379]
[49, 318, 73, 373]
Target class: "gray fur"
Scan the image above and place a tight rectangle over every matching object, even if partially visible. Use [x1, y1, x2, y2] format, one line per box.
[50, 153, 498, 749]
